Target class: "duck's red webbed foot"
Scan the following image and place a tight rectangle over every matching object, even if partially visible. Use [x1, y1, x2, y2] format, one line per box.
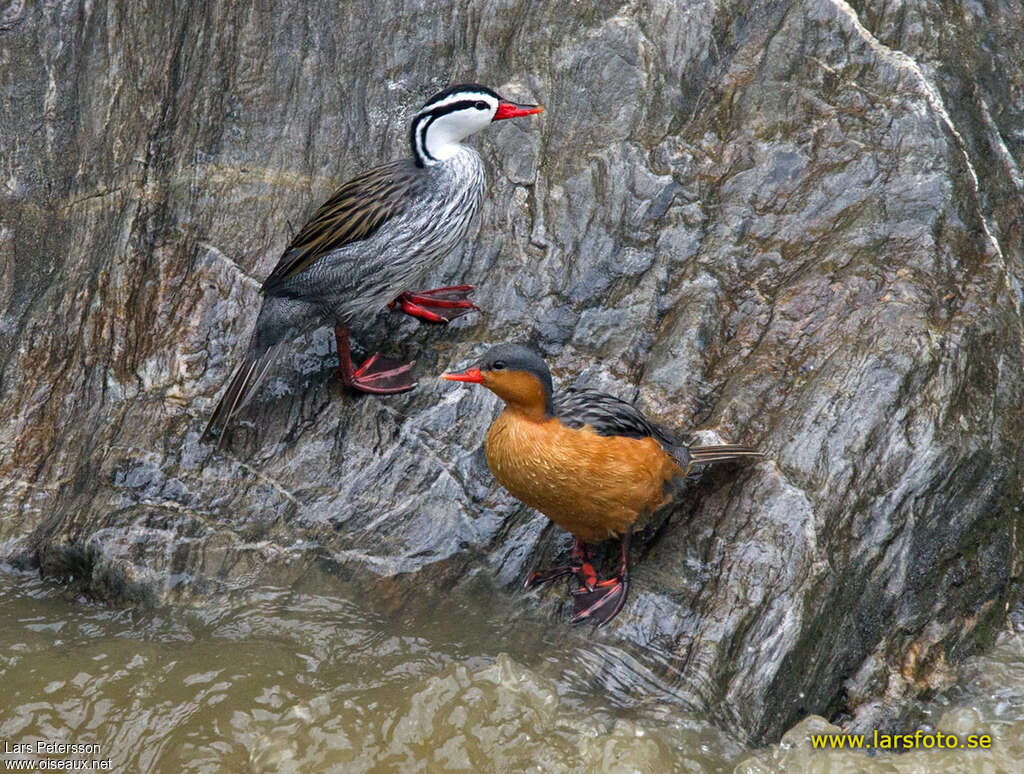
[525, 539, 596, 589]
[571, 576, 629, 626]
[391, 285, 479, 323]
[525, 534, 633, 626]
[335, 326, 416, 394]
[570, 533, 631, 627]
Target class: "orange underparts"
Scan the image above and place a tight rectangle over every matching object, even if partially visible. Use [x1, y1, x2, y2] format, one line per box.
[483, 403, 681, 544]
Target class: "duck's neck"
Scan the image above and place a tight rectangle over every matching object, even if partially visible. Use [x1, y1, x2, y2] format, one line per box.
[484, 370, 556, 422]
[501, 401, 551, 424]
[410, 113, 467, 167]
[499, 383, 555, 424]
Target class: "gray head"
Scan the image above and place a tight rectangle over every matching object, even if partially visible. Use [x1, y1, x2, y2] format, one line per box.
[442, 343, 554, 417]
[409, 83, 543, 167]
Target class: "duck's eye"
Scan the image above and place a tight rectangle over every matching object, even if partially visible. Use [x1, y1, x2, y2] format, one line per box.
[474, 101, 489, 111]
[491, 360, 506, 370]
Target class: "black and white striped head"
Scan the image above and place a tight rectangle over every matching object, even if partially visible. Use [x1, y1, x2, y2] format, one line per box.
[410, 83, 542, 167]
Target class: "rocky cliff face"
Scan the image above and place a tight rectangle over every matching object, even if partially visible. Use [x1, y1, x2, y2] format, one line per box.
[2, 0, 1022, 743]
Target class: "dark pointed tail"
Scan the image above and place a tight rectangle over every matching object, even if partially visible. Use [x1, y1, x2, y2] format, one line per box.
[673, 443, 764, 474]
[689, 444, 763, 465]
[202, 343, 284, 449]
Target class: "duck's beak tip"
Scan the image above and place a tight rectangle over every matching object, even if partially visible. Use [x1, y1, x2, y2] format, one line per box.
[442, 367, 484, 384]
[494, 101, 543, 121]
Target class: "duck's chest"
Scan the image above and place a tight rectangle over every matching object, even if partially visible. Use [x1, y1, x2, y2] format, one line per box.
[485, 413, 568, 504]
[418, 149, 485, 251]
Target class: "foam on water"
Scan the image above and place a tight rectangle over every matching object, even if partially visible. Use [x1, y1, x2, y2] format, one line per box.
[1, 567, 1021, 773]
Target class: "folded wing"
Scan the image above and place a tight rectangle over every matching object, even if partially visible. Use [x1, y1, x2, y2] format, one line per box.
[553, 387, 762, 472]
[261, 160, 419, 294]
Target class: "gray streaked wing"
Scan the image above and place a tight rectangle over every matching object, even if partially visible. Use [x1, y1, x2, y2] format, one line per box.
[261, 159, 419, 293]
[553, 387, 680, 447]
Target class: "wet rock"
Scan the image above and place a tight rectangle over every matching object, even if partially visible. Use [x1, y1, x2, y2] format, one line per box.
[2, 0, 1023, 744]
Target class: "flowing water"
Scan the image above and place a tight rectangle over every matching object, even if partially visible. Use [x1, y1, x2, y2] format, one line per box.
[1, 565, 1021, 773]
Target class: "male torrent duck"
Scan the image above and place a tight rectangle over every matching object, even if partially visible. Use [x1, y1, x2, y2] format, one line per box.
[204, 84, 542, 446]
[443, 343, 762, 625]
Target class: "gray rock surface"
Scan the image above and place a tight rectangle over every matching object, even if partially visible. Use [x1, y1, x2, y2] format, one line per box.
[2, 0, 1023, 743]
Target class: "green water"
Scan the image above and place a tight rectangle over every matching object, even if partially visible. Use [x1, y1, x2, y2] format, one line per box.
[1, 567, 1021, 773]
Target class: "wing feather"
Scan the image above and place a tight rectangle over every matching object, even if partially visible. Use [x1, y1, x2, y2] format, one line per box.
[553, 387, 762, 471]
[553, 388, 679, 447]
[261, 160, 419, 293]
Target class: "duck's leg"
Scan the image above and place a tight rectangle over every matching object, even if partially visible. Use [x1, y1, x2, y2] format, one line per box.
[525, 538, 596, 589]
[390, 285, 479, 323]
[571, 532, 631, 627]
[334, 326, 416, 394]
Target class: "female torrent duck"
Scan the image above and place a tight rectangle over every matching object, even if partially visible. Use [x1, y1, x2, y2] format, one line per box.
[203, 84, 542, 447]
[443, 344, 762, 626]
